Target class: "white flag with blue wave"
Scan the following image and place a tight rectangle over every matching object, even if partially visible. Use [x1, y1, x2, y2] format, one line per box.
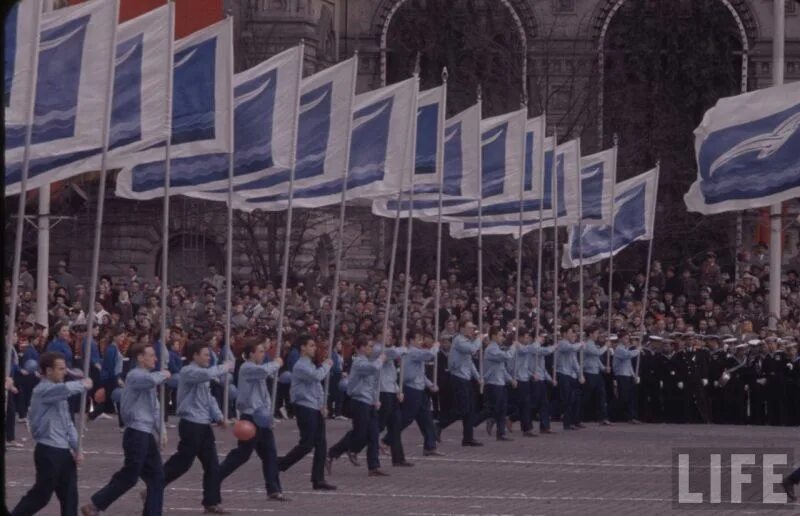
[111, 18, 234, 198]
[684, 80, 800, 214]
[6, 4, 173, 196]
[448, 136, 581, 238]
[4, 0, 39, 127]
[240, 77, 416, 211]
[562, 167, 658, 268]
[5, 0, 117, 193]
[578, 146, 616, 224]
[116, 45, 302, 200]
[412, 85, 445, 188]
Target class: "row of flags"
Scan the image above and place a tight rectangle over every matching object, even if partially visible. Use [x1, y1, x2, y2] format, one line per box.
[6, 0, 799, 271]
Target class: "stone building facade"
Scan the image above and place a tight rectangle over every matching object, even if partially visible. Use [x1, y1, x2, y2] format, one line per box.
[35, 0, 800, 285]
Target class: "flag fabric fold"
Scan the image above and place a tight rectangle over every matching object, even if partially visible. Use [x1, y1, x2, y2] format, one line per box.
[578, 146, 616, 224]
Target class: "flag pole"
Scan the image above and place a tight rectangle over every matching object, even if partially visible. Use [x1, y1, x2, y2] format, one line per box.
[78, 0, 120, 453]
[551, 129, 559, 383]
[271, 42, 305, 406]
[5, 0, 43, 412]
[222, 14, 236, 424]
[577, 138, 585, 384]
[381, 196, 403, 348]
[534, 127, 547, 339]
[606, 134, 618, 370]
[398, 63, 421, 393]
[768, 0, 785, 331]
[512, 96, 528, 380]
[636, 161, 659, 382]
[325, 52, 360, 402]
[476, 85, 485, 394]
[157, 0, 176, 446]
[433, 67, 448, 387]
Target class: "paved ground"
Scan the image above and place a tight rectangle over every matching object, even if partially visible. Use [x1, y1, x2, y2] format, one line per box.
[4, 417, 799, 515]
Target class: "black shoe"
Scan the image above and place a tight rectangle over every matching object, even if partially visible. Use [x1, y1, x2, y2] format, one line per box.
[268, 493, 290, 502]
[496, 435, 514, 442]
[392, 461, 414, 467]
[782, 478, 796, 502]
[522, 431, 537, 437]
[346, 451, 360, 466]
[313, 481, 337, 491]
[462, 440, 484, 447]
[540, 429, 555, 434]
[368, 469, 390, 477]
[423, 449, 445, 457]
[600, 420, 613, 426]
[574, 423, 587, 429]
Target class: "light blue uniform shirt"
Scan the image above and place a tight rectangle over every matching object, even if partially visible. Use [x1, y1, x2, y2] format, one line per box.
[372, 343, 406, 394]
[402, 347, 436, 391]
[347, 354, 382, 404]
[176, 363, 227, 424]
[290, 356, 331, 411]
[555, 340, 582, 379]
[121, 367, 169, 435]
[29, 379, 87, 451]
[449, 334, 481, 381]
[583, 340, 608, 375]
[529, 344, 554, 382]
[613, 344, 640, 377]
[509, 343, 536, 381]
[483, 342, 513, 386]
[236, 360, 281, 415]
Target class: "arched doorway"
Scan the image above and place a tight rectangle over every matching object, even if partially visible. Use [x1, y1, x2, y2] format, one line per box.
[155, 234, 225, 290]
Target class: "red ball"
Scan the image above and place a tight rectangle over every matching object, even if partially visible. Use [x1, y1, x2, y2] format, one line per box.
[94, 388, 106, 404]
[233, 420, 256, 441]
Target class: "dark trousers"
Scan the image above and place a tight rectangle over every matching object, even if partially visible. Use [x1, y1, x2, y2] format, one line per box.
[508, 380, 532, 431]
[530, 380, 551, 430]
[328, 372, 343, 417]
[557, 373, 579, 429]
[274, 382, 293, 418]
[378, 392, 404, 464]
[581, 373, 608, 422]
[219, 414, 282, 495]
[6, 393, 17, 442]
[616, 375, 638, 421]
[473, 384, 509, 438]
[89, 379, 123, 428]
[163, 420, 221, 507]
[14, 371, 36, 418]
[12, 444, 78, 516]
[789, 466, 800, 484]
[278, 405, 326, 485]
[329, 399, 380, 470]
[437, 376, 476, 443]
[399, 386, 437, 451]
[91, 428, 163, 515]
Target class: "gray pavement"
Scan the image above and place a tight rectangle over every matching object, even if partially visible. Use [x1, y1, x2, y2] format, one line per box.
[4, 418, 799, 515]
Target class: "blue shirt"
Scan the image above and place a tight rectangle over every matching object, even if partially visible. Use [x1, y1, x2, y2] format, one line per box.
[402, 347, 436, 391]
[176, 363, 228, 424]
[346, 354, 382, 404]
[483, 342, 513, 386]
[613, 344, 640, 377]
[236, 360, 281, 416]
[101, 343, 123, 382]
[81, 337, 102, 369]
[529, 344, 554, 382]
[46, 338, 73, 367]
[121, 367, 168, 435]
[509, 343, 536, 381]
[167, 350, 183, 375]
[372, 343, 406, 393]
[583, 340, 608, 375]
[279, 347, 301, 385]
[289, 356, 330, 411]
[449, 334, 481, 381]
[29, 379, 87, 451]
[555, 340, 582, 379]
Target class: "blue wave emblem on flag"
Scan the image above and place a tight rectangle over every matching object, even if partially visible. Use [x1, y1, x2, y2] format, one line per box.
[524, 131, 535, 191]
[109, 34, 144, 151]
[415, 104, 438, 175]
[295, 82, 333, 180]
[31, 14, 90, 145]
[581, 162, 604, 221]
[172, 37, 216, 145]
[481, 123, 507, 198]
[571, 182, 646, 260]
[697, 102, 800, 203]
[348, 96, 393, 186]
[4, 3, 18, 108]
[442, 122, 463, 196]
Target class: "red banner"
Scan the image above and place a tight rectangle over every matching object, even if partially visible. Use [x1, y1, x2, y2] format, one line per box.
[68, 0, 222, 36]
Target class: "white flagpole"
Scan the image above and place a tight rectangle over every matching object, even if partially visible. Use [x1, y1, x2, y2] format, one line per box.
[271, 43, 305, 406]
[476, 86, 485, 394]
[577, 139, 585, 383]
[432, 68, 448, 388]
[534, 121, 547, 339]
[636, 161, 660, 381]
[606, 134, 618, 370]
[325, 52, 360, 401]
[398, 69, 421, 393]
[381, 195, 403, 347]
[512, 97, 528, 380]
[78, 0, 121, 453]
[551, 130, 559, 383]
[158, 0, 175, 448]
[5, 0, 43, 408]
[768, 0, 785, 331]
[222, 14, 236, 423]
